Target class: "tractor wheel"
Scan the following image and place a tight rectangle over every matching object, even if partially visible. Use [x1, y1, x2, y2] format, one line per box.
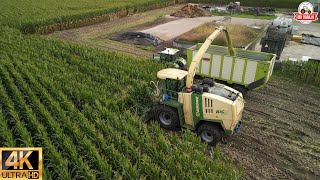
[197, 123, 222, 146]
[232, 85, 248, 98]
[155, 105, 180, 130]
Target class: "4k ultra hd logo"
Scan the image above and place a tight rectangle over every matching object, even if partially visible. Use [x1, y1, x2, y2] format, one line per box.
[294, 1, 319, 24]
[0, 148, 42, 180]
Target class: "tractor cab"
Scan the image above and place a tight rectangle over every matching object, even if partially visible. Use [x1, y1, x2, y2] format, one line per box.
[161, 48, 179, 62]
[153, 48, 187, 69]
[159, 48, 179, 62]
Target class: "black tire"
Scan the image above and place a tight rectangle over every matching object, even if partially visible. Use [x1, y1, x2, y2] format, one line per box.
[194, 74, 204, 80]
[155, 105, 180, 130]
[202, 78, 215, 86]
[197, 123, 222, 146]
[232, 85, 248, 98]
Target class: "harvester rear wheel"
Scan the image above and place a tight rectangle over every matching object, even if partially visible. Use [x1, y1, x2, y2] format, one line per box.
[155, 105, 180, 130]
[197, 123, 222, 146]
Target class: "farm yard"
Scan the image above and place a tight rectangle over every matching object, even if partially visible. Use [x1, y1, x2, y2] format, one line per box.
[1, 0, 320, 180]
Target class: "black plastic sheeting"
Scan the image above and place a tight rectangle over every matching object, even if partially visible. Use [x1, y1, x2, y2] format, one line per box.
[302, 34, 320, 47]
[112, 32, 162, 46]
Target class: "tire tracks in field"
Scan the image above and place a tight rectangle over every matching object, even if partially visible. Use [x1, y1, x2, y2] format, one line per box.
[221, 76, 320, 179]
[246, 91, 320, 137]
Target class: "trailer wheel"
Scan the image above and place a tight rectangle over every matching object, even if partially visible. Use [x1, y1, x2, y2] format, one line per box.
[155, 106, 180, 130]
[232, 85, 248, 97]
[197, 123, 222, 146]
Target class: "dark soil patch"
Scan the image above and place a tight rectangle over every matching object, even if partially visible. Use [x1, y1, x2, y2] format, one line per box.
[111, 32, 162, 46]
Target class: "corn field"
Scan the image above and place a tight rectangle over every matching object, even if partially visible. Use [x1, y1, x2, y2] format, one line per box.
[0, 0, 179, 34]
[277, 61, 320, 86]
[0, 27, 240, 179]
[0, 0, 302, 34]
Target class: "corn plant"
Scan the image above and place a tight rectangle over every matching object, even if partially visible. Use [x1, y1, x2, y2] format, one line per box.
[0, 70, 65, 180]
[4, 62, 96, 179]
[278, 61, 320, 86]
[0, 108, 15, 147]
[16, 61, 138, 179]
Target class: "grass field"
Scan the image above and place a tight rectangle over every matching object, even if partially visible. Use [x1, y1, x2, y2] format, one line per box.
[177, 23, 263, 47]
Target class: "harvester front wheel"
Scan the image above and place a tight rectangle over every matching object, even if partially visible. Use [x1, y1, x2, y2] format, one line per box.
[197, 123, 222, 146]
[156, 106, 180, 130]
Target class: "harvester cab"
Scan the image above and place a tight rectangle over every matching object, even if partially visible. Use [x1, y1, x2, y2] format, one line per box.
[153, 48, 187, 69]
[152, 26, 244, 146]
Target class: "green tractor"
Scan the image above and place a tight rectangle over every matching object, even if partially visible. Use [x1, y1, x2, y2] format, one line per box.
[153, 48, 188, 70]
[149, 26, 244, 146]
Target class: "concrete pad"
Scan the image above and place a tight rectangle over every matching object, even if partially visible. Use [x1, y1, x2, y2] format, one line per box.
[292, 21, 320, 37]
[141, 16, 221, 41]
[281, 41, 320, 60]
[277, 13, 320, 60]
[140, 16, 271, 41]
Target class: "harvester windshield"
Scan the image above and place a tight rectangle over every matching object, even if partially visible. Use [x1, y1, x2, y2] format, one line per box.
[157, 68, 187, 99]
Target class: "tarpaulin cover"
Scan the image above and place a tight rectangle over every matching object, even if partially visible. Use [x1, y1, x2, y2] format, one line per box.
[302, 34, 320, 47]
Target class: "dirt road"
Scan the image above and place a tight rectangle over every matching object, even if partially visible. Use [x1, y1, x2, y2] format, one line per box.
[48, 5, 183, 58]
[221, 75, 320, 179]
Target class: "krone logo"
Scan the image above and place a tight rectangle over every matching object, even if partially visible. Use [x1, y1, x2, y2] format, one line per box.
[195, 96, 200, 117]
